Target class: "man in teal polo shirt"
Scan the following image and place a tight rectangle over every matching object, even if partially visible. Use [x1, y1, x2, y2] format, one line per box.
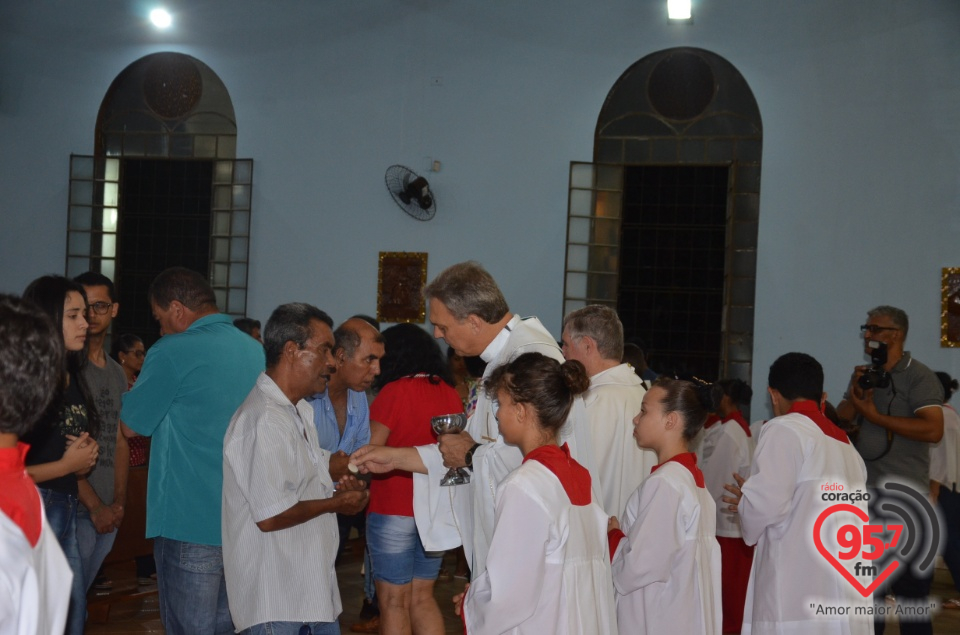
[121, 267, 264, 635]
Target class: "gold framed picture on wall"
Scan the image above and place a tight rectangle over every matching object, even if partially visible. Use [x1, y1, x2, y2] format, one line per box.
[377, 251, 428, 324]
[942, 267, 960, 347]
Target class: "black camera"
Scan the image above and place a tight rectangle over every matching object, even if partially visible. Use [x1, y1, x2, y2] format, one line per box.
[857, 341, 891, 390]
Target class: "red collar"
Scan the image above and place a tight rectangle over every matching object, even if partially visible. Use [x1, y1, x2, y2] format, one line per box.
[650, 452, 705, 488]
[728, 410, 752, 437]
[787, 401, 850, 444]
[0, 442, 40, 547]
[0, 442, 30, 471]
[703, 414, 722, 430]
[524, 443, 592, 506]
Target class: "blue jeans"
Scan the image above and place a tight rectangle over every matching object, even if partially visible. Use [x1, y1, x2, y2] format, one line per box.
[870, 497, 933, 635]
[336, 509, 366, 557]
[76, 505, 118, 591]
[242, 621, 339, 635]
[154, 536, 233, 635]
[939, 486, 960, 594]
[40, 488, 86, 635]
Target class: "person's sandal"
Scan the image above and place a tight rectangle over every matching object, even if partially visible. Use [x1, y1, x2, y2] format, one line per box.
[943, 598, 960, 610]
[350, 616, 380, 633]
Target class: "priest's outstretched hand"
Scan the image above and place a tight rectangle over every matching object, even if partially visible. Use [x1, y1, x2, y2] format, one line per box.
[350, 444, 427, 475]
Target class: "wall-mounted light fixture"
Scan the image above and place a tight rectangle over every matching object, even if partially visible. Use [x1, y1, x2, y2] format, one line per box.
[149, 8, 173, 29]
[668, 0, 692, 21]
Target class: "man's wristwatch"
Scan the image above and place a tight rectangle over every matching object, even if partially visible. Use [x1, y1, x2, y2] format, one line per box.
[464, 442, 481, 470]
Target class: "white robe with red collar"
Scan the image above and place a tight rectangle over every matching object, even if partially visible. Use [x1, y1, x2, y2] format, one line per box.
[698, 419, 752, 538]
[0, 507, 72, 635]
[461, 446, 617, 635]
[610, 454, 722, 635]
[739, 405, 871, 635]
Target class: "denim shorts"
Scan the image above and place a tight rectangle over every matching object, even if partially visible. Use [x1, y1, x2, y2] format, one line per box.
[366, 513, 442, 585]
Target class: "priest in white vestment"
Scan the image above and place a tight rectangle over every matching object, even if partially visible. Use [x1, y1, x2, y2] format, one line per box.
[405, 262, 596, 579]
[560, 304, 654, 518]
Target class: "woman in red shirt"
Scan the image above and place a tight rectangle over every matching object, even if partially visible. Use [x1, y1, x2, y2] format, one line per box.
[367, 323, 463, 635]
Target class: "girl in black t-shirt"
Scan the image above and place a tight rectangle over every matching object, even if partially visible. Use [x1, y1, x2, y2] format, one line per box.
[22, 275, 101, 635]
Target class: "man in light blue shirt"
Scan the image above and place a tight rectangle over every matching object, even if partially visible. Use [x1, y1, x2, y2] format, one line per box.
[307, 316, 384, 633]
[311, 387, 372, 459]
[307, 317, 383, 523]
[121, 267, 264, 635]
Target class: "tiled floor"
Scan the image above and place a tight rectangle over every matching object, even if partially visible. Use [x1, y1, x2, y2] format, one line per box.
[85, 541, 960, 634]
[84, 538, 468, 634]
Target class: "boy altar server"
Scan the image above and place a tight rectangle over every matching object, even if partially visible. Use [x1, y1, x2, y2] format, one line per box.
[727, 353, 871, 635]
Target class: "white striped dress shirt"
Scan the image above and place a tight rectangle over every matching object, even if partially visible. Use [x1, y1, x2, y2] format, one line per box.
[222, 372, 341, 631]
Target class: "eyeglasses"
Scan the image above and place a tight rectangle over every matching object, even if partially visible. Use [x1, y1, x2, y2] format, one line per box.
[860, 324, 900, 335]
[86, 301, 114, 315]
[124, 349, 146, 358]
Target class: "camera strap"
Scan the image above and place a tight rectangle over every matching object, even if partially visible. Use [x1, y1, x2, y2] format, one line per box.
[861, 377, 898, 463]
[861, 429, 894, 462]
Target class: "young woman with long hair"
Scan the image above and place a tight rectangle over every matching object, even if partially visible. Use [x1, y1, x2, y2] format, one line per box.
[22, 274, 101, 635]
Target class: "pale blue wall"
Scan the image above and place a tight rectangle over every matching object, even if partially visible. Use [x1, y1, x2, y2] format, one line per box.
[1, 1, 958, 417]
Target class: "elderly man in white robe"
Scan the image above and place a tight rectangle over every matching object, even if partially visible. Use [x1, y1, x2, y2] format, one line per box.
[352, 261, 595, 580]
[561, 304, 654, 518]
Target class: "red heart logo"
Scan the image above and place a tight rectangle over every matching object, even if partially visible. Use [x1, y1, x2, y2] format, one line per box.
[813, 503, 899, 597]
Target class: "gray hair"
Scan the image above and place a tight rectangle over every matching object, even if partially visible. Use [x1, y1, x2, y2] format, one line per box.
[867, 305, 909, 339]
[422, 261, 509, 323]
[263, 303, 333, 367]
[562, 304, 624, 361]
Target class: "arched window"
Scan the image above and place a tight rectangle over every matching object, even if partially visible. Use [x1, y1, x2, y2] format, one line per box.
[66, 52, 252, 343]
[564, 47, 761, 384]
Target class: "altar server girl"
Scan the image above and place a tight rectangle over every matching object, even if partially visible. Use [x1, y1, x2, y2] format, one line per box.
[454, 352, 617, 635]
[608, 377, 722, 634]
[699, 378, 754, 633]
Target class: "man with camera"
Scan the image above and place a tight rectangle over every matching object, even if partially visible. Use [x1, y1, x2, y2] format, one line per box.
[838, 305, 943, 635]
